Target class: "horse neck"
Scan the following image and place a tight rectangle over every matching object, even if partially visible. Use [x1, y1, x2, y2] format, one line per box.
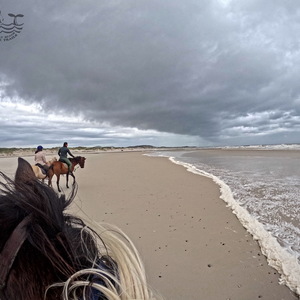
[72, 160, 79, 168]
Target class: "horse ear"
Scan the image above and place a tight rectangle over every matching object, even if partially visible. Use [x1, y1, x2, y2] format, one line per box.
[15, 157, 36, 185]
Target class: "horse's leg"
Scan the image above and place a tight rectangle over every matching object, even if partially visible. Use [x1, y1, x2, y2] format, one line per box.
[56, 174, 61, 192]
[70, 172, 76, 186]
[48, 168, 55, 187]
[66, 173, 69, 189]
[48, 174, 53, 187]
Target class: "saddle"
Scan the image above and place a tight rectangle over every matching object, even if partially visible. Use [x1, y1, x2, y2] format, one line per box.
[35, 163, 47, 175]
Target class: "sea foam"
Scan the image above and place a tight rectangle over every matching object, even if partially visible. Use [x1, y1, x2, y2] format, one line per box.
[166, 155, 300, 295]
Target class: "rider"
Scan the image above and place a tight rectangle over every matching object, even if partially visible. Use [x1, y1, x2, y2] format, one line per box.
[34, 145, 49, 174]
[58, 142, 75, 174]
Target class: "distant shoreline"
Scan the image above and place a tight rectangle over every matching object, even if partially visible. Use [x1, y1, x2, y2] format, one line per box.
[0, 146, 200, 158]
[1, 144, 300, 158]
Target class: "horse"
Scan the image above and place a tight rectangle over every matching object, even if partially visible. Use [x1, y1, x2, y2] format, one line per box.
[0, 157, 160, 300]
[31, 157, 57, 181]
[47, 156, 86, 192]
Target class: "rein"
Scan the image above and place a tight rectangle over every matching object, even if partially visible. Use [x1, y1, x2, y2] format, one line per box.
[73, 165, 80, 172]
[0, 215, 32, 299]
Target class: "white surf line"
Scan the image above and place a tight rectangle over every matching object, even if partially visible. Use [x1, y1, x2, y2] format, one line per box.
[168, 156, 300, 296]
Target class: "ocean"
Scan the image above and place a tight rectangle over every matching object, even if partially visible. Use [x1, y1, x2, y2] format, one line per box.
[149, 145, 300, 295]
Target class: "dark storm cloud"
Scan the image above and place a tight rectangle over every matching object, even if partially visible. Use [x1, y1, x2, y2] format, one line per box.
[1, 0, 300, 146]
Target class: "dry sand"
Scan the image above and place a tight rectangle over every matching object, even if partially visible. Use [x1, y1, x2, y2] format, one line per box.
[68, 152, 298, 300]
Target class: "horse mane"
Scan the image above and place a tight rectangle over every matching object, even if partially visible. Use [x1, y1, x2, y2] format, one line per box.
[70, 156, 86, 168]
[0, 158, 160, 300]
[70, 156, 82, 161]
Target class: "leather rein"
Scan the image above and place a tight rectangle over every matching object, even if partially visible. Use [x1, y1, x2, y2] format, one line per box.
[0, 215, 31, 300]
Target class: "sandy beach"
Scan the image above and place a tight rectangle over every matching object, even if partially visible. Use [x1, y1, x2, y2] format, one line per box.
[1, 151, 298, 300]
[66, 152, 296, 300]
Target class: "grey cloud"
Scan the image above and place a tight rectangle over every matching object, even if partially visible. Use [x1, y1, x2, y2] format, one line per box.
[1, 0, 300, 146]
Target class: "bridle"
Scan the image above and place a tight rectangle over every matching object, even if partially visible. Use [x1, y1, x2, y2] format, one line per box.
[0, 215, 31, 300]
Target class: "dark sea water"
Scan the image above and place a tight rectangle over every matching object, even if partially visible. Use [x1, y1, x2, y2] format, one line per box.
[149, 146, 300, 294]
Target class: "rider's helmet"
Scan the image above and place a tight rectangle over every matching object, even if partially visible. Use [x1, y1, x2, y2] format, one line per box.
[37, 145, 43, 151]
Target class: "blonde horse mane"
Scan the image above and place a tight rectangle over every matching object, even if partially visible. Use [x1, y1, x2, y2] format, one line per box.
[48, 221, 161, 300]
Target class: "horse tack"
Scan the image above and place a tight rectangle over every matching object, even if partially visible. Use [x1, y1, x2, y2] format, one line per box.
[35, 163, 47, 174]
[73, 164, 80, 172]
[0, 215, 32, 298]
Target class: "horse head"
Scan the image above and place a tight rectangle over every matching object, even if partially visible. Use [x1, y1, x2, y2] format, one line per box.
[75, 156, 86, 168]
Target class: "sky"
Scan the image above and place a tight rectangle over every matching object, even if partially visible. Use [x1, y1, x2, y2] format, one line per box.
[1, 0, 300, 148]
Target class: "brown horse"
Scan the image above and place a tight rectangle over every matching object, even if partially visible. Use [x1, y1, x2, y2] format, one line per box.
[47, 156, 86, 192]
[31, 157, 57, 181]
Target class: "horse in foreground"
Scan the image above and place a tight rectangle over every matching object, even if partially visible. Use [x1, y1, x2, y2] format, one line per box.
[0, 158, 159, 300]
[32, 157, 57, 180]
[48, 156, 86, 192]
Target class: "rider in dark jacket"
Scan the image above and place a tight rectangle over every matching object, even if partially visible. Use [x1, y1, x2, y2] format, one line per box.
[58, 142, 75, 173]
